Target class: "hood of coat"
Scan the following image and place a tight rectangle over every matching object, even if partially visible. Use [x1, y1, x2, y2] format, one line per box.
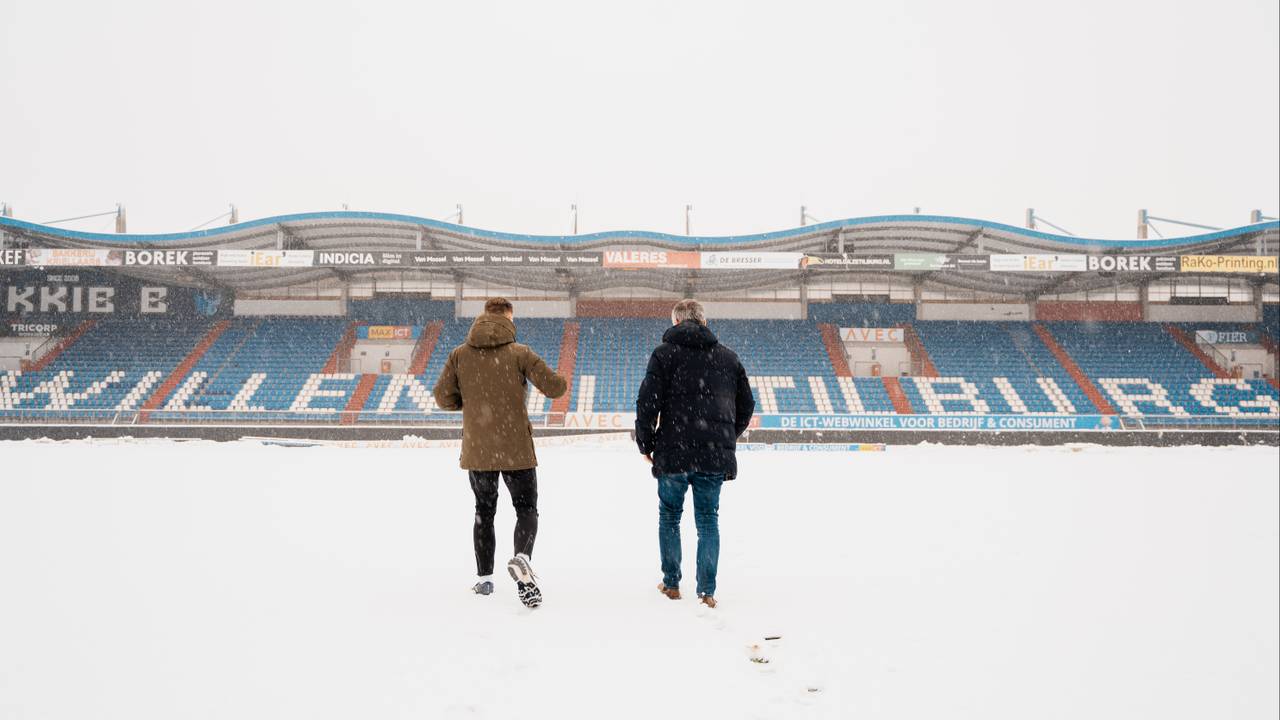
[662, 320, 719, 350]
[466, 313, 517, 349]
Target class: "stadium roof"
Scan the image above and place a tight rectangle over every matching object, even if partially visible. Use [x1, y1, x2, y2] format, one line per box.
[2, 212, 1277, 296]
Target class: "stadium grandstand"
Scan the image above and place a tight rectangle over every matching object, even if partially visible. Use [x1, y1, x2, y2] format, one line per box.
[1, 211, 1277, 439]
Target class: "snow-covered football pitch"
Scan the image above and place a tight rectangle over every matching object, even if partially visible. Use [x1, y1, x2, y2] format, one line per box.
[1, 438, 1276, 719]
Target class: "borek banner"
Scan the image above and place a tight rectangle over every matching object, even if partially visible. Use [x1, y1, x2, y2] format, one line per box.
[1086, 255, 1180, 272]
[758, 414, 1112, 431]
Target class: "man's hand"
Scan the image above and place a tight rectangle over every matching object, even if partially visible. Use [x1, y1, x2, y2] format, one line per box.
[643, 453, 653, 465]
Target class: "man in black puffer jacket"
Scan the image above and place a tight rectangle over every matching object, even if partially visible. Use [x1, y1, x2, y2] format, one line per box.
[635, 299, 755, 608]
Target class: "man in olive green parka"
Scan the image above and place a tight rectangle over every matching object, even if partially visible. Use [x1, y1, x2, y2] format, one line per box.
[433, 297, 567, 607]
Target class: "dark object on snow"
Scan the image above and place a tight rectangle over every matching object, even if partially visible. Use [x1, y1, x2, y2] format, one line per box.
[433, 313, 567, 470]
[635, 320, 755, 480]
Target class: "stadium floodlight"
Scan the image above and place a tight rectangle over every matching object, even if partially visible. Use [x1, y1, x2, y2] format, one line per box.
[189, 204, 238, 231]
[570, 204, 579, 235]
[800, 206, 821, 226]
[40, 207, 120, 228]
[1024, 208, 1076, 236]
[1251, 210, 1277, 223]
[1139, 208, 1223, 238]
[441, 204, 464, 225]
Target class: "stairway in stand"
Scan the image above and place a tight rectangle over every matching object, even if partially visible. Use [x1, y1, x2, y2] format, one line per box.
[817, 323, 852, 377]
[881, 377, 914, 414]
[322, 321, 364, 374]
[138, 320, 232, 423]
[1164, 324, 1230, 378]
[341, 374, 379, 425]
[408, 320, 445, 376]
[900, 323, 938, 377]
[1031, 323, 1116, 414]
[549, 321, 580, 417]
[24, 319, 98, 372]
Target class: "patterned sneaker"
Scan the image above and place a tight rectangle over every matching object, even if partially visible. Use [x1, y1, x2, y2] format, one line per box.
[516, 581, 543, 608]
[472, 580, 494, 595]
[507, 554, 542, 608]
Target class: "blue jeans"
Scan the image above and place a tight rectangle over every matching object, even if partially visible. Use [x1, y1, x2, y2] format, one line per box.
[657, 471, 724, 597]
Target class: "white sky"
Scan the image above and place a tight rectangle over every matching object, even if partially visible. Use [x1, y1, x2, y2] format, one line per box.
[1, 0, 1277, 238]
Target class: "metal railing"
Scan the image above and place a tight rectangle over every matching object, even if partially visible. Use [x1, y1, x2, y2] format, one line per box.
[0, 408, 1275, 432]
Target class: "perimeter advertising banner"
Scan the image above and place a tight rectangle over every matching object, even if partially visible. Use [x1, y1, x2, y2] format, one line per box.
[840, 327, 904, 343]
[358, 325, 421, 340]
[987, 254, 1088, 272]
[3, 249, 1276, 273]
[217, 250, 315, 268]
[1179, 256, 1279, 273]
[601, 250, 700, 269]
[1086, 255, 1180, 272]
[758, 414, 1112, 430]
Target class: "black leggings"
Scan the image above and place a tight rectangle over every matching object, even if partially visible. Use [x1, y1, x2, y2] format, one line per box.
[469, 468, 538, 576]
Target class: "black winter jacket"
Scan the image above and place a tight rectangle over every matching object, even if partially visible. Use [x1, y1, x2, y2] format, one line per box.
[635, 321, 755, 479]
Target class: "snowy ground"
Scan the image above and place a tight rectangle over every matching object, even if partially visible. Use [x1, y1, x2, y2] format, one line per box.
[0, 439, 1276, 720]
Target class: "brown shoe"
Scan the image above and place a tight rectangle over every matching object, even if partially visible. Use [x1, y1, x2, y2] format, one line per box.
[657, 583, 681, 600]
[699, 595, 717, 609]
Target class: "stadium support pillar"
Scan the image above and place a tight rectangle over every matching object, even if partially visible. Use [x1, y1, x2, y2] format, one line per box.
[1251, 209, 1263, 224]
[1025, 208, 1035, 229]
[1253, 282, 1264, 322]
[799, 279, 809, 320]
[1137, 209, 1148, 239]
[229, 205, 239, 224]
[454, 276, 465, 318]
[1140, 281, 1151, 321]
[1, 202, 11, 217]
[912, 280, 923, 306]
[115, 204, 127, 233]
[276, 229, 285, 250]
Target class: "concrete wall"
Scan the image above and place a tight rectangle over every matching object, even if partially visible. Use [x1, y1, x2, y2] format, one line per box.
[456, 299, 573, 318]
[844, 343, 912, 377]
[918, 303, 1031, 321]
[1145, 304, 1259, 323]
[235, 298, 346, 316]
[701, 301, 804, 320]
[351, 341, 414, 374]
[1036, 301, 1143, 322]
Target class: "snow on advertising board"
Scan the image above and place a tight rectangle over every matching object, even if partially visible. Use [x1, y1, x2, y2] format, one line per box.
[758, 414, 1113, 430]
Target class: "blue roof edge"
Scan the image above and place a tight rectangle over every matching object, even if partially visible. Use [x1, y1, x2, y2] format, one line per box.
[1, 211, 1276, 250]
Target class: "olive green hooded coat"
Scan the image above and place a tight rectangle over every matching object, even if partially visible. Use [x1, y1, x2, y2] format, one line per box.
[432, 314, 568, 470]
